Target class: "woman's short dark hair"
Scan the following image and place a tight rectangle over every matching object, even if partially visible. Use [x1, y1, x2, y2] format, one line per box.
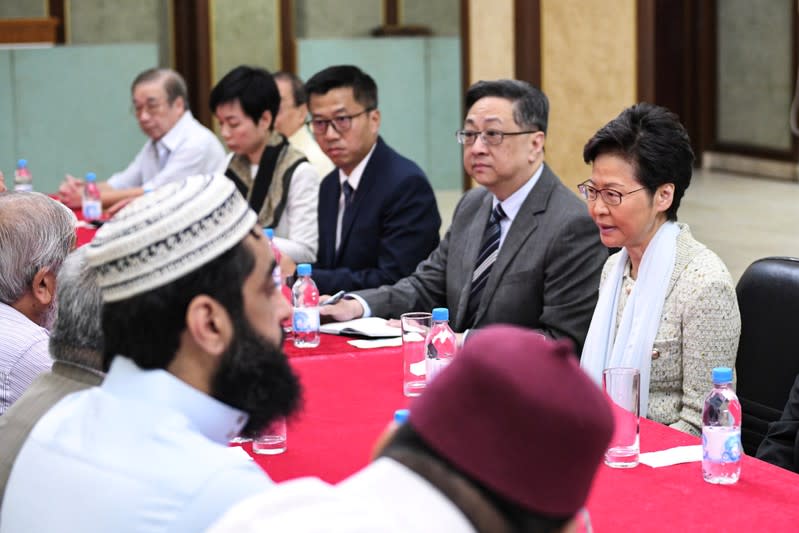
[583, 102, 694, 221]
[209, 66, 280, 128]
[102, 240, 255, 372]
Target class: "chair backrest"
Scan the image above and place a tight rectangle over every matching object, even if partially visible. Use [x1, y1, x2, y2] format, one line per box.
[735, 256, 799, 455]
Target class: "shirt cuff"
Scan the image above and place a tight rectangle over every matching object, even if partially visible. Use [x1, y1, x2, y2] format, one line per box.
[346, 293, 371, 318]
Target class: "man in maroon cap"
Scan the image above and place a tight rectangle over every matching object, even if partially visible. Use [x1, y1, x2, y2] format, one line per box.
[207, 325, 615, 533]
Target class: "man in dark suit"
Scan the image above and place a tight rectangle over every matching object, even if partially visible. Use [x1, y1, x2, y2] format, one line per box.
[757, 374, 799, 473]
[304, 65, 441, 294]
[322, 79, 607, 352]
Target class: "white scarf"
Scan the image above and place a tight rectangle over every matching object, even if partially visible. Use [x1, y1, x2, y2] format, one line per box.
[580, 221, 680, 417]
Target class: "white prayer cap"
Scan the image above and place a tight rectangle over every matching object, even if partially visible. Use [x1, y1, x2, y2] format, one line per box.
[85, 174, 257, 302]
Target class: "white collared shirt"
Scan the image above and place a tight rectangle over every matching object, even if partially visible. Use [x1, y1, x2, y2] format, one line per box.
[1, 356, 271, 533]
[492, 163, 543, 248]
[108, 111, 226, 191]
[0, 302, 51, 415]
[207, 458, 476, 533]
[336, 142, 377, 251]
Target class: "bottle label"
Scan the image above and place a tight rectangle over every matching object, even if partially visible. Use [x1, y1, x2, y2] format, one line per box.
[13, 184, 33, 192]
[292, 307, 319, 332]
[82, 201, 102, 221]
[702, 427, 741, 463]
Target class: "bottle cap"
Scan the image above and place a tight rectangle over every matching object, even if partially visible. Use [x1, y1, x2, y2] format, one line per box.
[393, 409, 410, 424]
[296, 263, 311, 276]
[17, 159, 27, 167]
[712, 367, 733, 384]
[263, 227, 274, 239]
[85, 172, 96, 182]
[432, 307, 449, 321]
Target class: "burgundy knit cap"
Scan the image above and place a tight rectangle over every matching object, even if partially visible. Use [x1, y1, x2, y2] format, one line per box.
[409, 325, 614, 517]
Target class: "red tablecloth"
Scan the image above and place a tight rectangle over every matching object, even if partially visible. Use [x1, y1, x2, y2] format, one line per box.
[243, 344, 799, 532]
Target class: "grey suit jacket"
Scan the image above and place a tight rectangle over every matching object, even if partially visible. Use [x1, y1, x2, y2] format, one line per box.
[0, 361, 103, 505]
[357, 164, 607, 351]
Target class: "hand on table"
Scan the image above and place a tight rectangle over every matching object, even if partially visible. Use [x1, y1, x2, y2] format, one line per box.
[59, 174, 84, 208]
[319, 297, 364, 323]
[279, 254, 296, 285]
[106, 197, 135, 217]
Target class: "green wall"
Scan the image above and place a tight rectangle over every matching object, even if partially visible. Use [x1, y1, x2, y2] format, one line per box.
[298, 37, 462, 190]
[0, 44, 158, 193]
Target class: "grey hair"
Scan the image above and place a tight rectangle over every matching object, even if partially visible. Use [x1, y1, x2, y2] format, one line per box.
[131, 68, 190, 110]
[48, 248, 104, 369]
[0, 192, 77, 304]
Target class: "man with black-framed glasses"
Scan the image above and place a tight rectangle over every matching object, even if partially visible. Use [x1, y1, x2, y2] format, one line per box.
[303, 65, 441, 294]
[323, 79, 606, 353]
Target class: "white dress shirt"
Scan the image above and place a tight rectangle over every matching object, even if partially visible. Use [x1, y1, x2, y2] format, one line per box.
[0, 357, 272, 533]
[207, 458, 475, 533]
[289, 125, 335, 181]
[108, 111, 226, 190]
[336, 142, 377, 251]
[0, 302, 51, 415]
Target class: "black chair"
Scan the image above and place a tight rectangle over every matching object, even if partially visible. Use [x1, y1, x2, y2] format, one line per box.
[735, 257, 799, 456]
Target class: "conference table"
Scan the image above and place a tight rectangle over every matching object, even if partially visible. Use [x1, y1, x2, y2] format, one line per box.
[75, 222, 799, 531]
[243, 334, 799, 532]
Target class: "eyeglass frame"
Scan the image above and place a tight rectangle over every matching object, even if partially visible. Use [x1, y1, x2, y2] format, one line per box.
[130, 99, 171, 117]
[455, 128, 539, 146]
[307, 107, 375, 135]
[577, 180, 647, 206]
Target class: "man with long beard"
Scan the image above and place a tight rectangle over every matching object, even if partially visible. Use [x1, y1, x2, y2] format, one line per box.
[1, 175, 302, 533]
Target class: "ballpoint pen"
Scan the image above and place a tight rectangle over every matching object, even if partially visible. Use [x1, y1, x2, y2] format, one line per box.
[321, 290, 346, 306]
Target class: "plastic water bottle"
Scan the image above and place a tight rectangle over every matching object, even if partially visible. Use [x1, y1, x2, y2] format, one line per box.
[263, 228, 282, 289]
[426, 307, 457, 383]
[701, 367, 742, 484]
[292, 263, 320, 348]
[13, 159, 33, 192]
[82, 172, 102, 221]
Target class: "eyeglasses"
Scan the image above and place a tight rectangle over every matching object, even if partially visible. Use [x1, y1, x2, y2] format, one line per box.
[131, 100, 168, 117]
[455, 129, 538, 146]
[577, 181, 646, 206]
[308, 108, 374, 135]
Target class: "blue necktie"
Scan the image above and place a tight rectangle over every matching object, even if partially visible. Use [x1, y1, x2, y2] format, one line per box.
[465, 203, 506, 327]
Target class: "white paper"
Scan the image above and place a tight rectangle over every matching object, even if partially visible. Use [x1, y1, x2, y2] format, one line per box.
[321, 317, 402, 338]
[347, 337, 403, 349]
[409, 360, 426, 376]
[638, 445, 703, 468]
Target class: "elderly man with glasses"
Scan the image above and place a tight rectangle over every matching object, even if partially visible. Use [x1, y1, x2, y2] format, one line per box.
[58, 68, 225, 211]
[301, 65, 441, 295]
[322, 79, 607, 352]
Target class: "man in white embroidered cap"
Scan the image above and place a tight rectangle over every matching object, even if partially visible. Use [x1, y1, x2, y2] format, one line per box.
[0, 174, 302, 533]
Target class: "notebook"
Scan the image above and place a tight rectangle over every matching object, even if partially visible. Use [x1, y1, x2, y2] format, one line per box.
[320, 317, 402, 338]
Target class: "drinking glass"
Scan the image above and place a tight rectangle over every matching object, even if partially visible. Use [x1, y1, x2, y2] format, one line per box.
[602, 367, 640, 468]
[253, 417, 287, 455]
[401, 312, 432, 397]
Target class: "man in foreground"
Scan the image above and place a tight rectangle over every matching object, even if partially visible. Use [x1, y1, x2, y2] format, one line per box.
[1, 174, 301, 532]
[0, 191, 76, 414]
[322, 79, 607, 351]
[59, 68, 225, 208]
[208, 326, 614, 532]
[0, 248, 104, 504]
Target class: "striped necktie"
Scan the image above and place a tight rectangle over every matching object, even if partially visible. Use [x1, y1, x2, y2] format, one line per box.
[465, 203, 507, 327]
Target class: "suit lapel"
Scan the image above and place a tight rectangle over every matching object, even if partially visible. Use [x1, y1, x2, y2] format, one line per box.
[455, 192, 494, 329]
[470, 165, 556, 326]
[335, 138, 383, 264]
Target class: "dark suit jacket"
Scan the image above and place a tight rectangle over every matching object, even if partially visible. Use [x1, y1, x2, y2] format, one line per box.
[757, 374, 799, 473]
[312, 137, 441, 294]
[357, 164, 607, 352]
